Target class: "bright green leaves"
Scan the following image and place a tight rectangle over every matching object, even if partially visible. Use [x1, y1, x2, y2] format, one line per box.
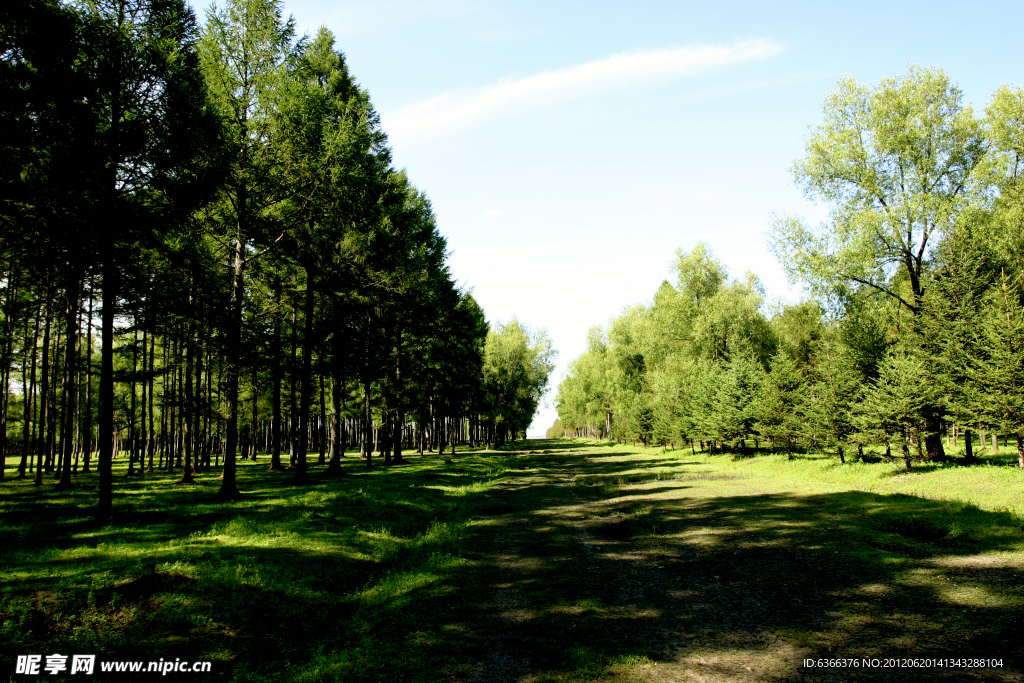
[482, 319, 555, 440]
[772, 66, 987, 312]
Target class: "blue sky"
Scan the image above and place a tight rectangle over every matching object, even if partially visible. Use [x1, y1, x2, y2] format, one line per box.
[279, 0, 1024, 436]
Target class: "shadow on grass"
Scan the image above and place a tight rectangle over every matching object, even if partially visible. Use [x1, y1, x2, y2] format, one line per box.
[440, 443, 1024, 682]
[2, 442, 1022, 682]
[0, 453, 512, 682]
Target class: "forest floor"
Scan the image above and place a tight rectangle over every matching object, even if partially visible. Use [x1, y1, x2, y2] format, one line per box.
[1, 440, 1023, 682]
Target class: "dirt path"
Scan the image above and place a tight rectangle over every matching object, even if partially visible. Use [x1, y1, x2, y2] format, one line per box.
[458, 445, 1023, 683]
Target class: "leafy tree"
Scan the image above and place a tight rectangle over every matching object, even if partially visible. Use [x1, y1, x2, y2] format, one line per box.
[975, 273, 1024, 468]
[770, 66, 987, 460]
[555, 327, 613, 439]
[802, 338, 862, 462]
[199, 0, 299, 498]
[919, 233, 999, 460]
[752, 354, 805, 458]
[855, 345, 939, 470]
[482, 318, 555, 444]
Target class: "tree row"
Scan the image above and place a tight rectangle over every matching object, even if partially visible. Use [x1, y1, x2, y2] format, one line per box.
[0, 0, 555, 512]
[555, 67, 1024, 469]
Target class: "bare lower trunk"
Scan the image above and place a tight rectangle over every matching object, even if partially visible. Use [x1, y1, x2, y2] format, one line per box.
[177, 314, 196, 484]
[269, 276, 284, 471]
[216, 236, 244, 500]
[363, 379, 372, 469]
[97, 264, 117, 517]
[56, 272, 81, 490]
[326, 371, 345, 475]
[964, 428, 976, 462]
[293, 264, 314, 485]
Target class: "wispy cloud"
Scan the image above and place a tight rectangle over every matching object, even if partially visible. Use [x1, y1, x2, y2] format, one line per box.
[382, 39, 783, 144]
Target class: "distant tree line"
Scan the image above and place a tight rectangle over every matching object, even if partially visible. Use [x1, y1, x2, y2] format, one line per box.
[556, 67, 1024, 470]
[0, 0, 554, 512]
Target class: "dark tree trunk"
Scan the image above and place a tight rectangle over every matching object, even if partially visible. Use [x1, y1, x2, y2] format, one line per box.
[81, 282, 95, 473]
[289, 305, 297, 467]
[250, 356, 258, 460]
[56, 272, 81, 490]
[178, 313, 196, 484]
[97, 264, 118, 517]
[139, 323, 148, 474]
[0, 266, 16, 480]
[127, 326, 139, 477]
[35, 279, 52, 487]
[964, 428, 976, 463]
[294, 264, 314, 484]
[318, 372, 326, 465]
[269, 277, 283, 470]
[216, 235, 244, 500]
[19, 299, 40, 477]
[362, 378, 372, 469]
[326, 370, 345, 475]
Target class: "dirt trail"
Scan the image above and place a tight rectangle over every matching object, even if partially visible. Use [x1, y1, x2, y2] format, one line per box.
[460, 447, 1022, 683]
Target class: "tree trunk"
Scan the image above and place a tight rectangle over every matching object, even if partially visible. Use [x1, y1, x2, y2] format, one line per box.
[178, 312, 196, 484]
[326, 371, 345, 475]
[963, 428, 976, 462]
[318, 373, 327, 465]
[269, 276, 284, 471]
[19, 299, 40, 477]
[294, 264, 314, 484]
[148, 331, 156, 471]
[139, 323, 148, 473]
[97, 263, 118, 517]
[289, 305, 298, 467]
[362, 378, 372, 469]
[0, 266, 15, 481]
[56, 272, 81, 490]
[35, 278, 52, 487]
[127, 325, 139, 477]
[216, 234, 244, 500]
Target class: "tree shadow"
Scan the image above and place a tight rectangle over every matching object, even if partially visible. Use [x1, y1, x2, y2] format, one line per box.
[437, 447, 1024, 682]
[3, 443, 1021, 682]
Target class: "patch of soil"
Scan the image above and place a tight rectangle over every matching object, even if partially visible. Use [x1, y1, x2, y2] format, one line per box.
[477, 504, 518, 517]
[597, 519, 636, 540]
[110, 571, 196, 604]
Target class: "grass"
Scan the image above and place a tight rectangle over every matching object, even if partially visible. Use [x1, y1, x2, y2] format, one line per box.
[2, 439, 1023, 682]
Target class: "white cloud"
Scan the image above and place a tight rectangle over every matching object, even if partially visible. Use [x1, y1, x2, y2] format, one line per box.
[483, 209, 507, 217]
[381, 39, 783, 144]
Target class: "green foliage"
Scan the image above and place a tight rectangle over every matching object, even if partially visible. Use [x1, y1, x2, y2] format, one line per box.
[482, 318, 555, 443]
[854, 343, 940, 464]
[558, 243, 778, 450]
[976, 274, 1024, 450]
[802, 339, 862, 458]
[770, 66, 986, 312]
[751, 354, 805, 455]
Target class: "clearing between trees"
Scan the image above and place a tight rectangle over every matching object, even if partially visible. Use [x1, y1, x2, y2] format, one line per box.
[2, 439, 1022, 682]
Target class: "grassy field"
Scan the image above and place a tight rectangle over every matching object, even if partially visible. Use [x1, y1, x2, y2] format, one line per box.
[1, 441, 1023, 682]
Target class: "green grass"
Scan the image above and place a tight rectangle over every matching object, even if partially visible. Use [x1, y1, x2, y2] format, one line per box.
[0, 448, 513, 682]
[2, 440, 1023, 682]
